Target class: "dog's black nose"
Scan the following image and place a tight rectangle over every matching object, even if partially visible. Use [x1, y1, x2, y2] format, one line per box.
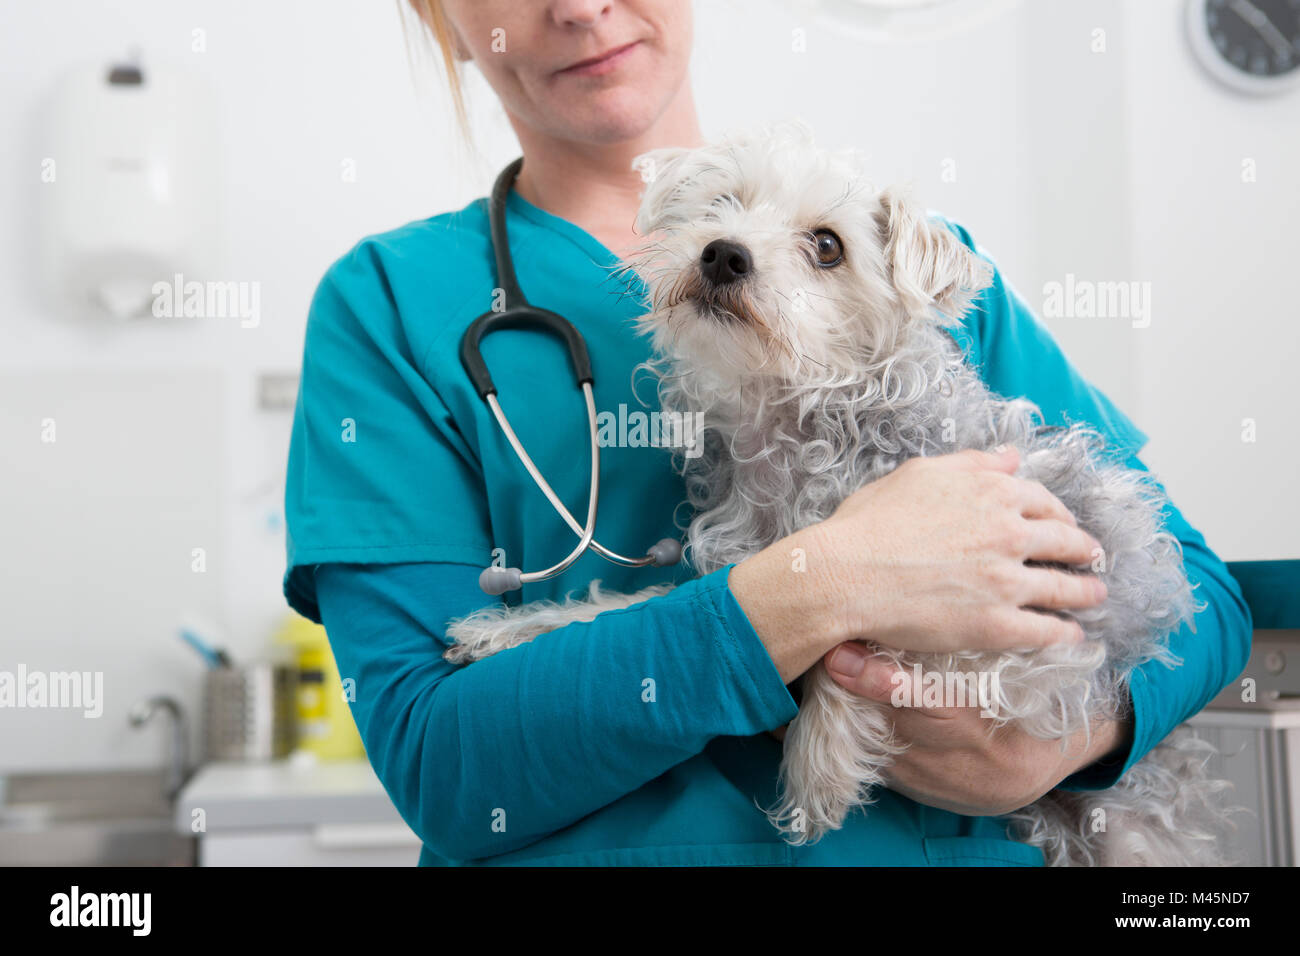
[699, 239, 752, 286]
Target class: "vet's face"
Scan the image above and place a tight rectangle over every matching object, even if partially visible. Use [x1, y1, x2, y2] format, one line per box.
[437, 0, 693, 145]
[626, 125, 991, 385]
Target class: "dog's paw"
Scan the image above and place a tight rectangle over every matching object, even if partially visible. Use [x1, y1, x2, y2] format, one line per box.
[768, 804, 838, 846]
[768, 784, 851, 846]
[441, 641, 478, 665]
[768, 666, 905, 845]
[442, 614, 558, 664]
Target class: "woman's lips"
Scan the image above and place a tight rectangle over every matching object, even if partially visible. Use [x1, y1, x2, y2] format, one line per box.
[556, 40, 641, 77]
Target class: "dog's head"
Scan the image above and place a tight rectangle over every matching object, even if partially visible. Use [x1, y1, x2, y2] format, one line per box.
[624, 122, 993, 387]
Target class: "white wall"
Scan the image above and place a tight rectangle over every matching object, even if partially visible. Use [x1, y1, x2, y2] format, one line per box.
[0, 0, 1294, 773]
[1121, 1, 1300, 562]
[0, 0, 479, 771]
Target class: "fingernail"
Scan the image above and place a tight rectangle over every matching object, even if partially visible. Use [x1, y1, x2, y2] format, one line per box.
[1094, 578, 1108, 601]
[992, 444, 1008, 453]
[827, 644, 868, 678]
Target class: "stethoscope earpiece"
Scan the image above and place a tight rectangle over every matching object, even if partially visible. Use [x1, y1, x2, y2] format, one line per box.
[460, 158, 684, 596]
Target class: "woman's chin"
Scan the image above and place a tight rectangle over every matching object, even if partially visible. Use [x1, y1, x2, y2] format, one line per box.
[545, 84, 678, 145]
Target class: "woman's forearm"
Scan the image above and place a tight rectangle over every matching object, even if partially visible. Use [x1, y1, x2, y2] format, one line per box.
[315, 560, 798, 862]
[726, 525, 847, 683]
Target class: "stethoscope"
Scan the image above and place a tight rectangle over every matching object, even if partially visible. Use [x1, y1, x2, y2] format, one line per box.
[459, 157, 681, 596]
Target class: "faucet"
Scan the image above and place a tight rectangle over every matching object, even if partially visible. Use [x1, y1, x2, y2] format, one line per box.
[128, 695, 191, 802]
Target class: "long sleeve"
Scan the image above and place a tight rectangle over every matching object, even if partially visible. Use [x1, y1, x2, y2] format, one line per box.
[936, 216, 1253, 789]
[314, 560, 799, 863]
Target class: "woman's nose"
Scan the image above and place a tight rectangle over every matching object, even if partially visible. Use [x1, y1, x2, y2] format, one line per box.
[550, 0, 612, 29]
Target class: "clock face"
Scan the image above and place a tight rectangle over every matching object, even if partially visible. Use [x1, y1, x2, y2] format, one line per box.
[1203, 0, 1300, 79]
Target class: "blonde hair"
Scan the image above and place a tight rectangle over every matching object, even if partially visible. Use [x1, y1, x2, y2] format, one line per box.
[401, 0, 471, 141]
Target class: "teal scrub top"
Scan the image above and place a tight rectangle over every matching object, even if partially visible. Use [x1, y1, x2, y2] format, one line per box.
[284, 184, 1252, 866]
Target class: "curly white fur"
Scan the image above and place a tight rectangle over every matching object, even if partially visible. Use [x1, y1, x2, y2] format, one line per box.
[445, 121, 1237, 865]
[443, 582, 671, 665]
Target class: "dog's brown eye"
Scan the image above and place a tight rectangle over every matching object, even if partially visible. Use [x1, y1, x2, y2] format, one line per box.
[811, 229, 843, 267]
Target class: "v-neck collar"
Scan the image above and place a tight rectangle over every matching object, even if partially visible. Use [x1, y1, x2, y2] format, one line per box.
[504, 184, 624, 270]
[501, 184, 651, 313]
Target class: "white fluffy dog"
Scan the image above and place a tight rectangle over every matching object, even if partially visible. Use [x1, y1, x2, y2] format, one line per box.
[446, 123, 1234, 866]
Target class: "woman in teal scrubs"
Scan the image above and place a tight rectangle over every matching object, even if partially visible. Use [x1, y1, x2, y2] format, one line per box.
[283, 0, 1251, 866]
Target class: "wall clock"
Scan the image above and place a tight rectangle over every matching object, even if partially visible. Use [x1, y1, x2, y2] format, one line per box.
[1187, 0, 1300, 95]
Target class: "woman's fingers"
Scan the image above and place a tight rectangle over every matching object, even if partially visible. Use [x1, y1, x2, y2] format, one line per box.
[956, 445, 1021, 474]
[1016, 564, 1107, 610]
[1012, 477, 1078, 526]
[967, 603, 1085, 649]
[824, 644, 897, 700]
[1021, 518, 1103, 566]
[826, 648, 982, 720]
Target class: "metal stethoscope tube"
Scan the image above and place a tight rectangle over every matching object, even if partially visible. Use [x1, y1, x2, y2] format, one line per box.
[481, 384, 678, 593]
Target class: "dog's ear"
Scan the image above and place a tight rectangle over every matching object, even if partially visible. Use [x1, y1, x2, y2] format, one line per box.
[874, 186, 993, 323]
[632, 146, 692, 235]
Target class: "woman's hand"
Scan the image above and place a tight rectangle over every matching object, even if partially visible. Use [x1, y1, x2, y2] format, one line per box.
[730, 445, 1107, 683]
[818, 445, 1107, 653]
[820, 645, 1132, 814]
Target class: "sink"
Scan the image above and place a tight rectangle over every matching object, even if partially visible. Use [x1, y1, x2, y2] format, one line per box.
[0, 769, 196, 866]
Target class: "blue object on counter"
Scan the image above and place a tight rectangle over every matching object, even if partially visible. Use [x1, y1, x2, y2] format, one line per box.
[1226, 560, 1300, 630]
[178, 627, 231, 669]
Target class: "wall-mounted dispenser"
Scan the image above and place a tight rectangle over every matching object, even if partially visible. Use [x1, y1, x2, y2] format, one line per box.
[40, 55, 219, 320]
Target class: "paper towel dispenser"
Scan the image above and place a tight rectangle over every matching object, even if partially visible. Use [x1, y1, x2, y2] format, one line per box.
[40, 56, 219, 320]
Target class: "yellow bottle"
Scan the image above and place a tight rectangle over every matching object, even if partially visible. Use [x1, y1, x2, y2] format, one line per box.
[273, 612, 365, 760]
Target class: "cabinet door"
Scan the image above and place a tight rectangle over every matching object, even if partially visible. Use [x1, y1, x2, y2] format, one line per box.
[1190, 723, 1297, 866]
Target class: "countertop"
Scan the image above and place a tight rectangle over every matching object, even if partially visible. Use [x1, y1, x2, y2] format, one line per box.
[175, 757, 409, 834]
